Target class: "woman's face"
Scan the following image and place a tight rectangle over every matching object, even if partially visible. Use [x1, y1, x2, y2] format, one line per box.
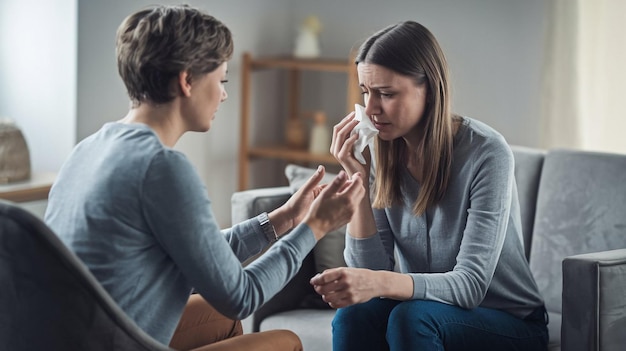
[183, 62, 229, 132]
[357, 62, 427, 143]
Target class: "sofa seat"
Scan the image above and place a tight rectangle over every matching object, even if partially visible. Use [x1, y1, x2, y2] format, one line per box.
[232, 146, 626, 351]
[260, 310, 334, 351]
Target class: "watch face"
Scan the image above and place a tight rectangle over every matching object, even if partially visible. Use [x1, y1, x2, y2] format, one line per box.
[259, 213, 269, 225]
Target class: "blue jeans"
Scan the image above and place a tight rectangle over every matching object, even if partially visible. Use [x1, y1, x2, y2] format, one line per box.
[332, 299, 548, 351]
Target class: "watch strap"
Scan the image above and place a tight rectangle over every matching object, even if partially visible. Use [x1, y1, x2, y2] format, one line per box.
[257, 212, 278, 242]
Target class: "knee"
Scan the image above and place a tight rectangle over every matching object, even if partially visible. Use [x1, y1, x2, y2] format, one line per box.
[332, 302, 378, 330]
[388, 301, 440, 337]
[279, 330, 303, 351]
[265, 330, 303, 351]
[334, 298, 400, 335]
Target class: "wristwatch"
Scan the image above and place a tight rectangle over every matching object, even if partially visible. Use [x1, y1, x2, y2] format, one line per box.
[258, 212, 278, 242]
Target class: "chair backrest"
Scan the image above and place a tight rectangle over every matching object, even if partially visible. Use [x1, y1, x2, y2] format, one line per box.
[0, 201, 170, 351]
[511, 145, 546, 260]
[528, 149, 626, 315]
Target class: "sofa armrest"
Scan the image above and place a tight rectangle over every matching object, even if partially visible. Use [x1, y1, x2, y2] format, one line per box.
[252, 251, 318, 331]
[562, 248, 626, 351]
[231, 187, 319, 331]
[231, 186, 292, 224]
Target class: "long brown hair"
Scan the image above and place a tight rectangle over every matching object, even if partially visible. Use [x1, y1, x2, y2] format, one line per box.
[356, 21, 455, 215]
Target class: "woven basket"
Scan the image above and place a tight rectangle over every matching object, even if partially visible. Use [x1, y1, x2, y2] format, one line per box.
[0, 120, 31, 183]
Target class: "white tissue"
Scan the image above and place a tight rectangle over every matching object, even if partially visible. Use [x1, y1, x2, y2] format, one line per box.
[350, 104, 379, 165]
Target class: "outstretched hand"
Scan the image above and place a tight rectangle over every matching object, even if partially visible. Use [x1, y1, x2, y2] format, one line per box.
[269, 166, 365, 241]
[304, 170, 365, 241]
[269, 165, 326, 236]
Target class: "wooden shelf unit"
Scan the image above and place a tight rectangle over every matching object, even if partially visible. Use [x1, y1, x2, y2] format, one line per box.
[0, 172, 56, 203]
[238, 52, 360, 190]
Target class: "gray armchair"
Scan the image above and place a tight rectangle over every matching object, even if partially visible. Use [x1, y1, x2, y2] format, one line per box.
[0, 200, 173, 351]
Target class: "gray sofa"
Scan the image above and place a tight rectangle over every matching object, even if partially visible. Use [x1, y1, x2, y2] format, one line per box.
[231, 146, 626, 351]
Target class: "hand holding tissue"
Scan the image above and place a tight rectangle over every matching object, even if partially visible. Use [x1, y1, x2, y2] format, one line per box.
[350, 104, 379, 165]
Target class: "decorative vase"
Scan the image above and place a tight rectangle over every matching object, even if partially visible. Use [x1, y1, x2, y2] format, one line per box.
[285, 118, 307, 149]
[0, 119, 31, 183]
[308, 111, 330, 154]
[293, 15, 322, 58]
[294, 29, 320, 58]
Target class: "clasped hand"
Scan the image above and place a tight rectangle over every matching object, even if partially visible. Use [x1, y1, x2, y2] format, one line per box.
[309, 267, 379, 309]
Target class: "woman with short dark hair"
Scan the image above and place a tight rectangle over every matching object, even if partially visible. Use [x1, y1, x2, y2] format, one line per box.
[45, 5, 365, 351]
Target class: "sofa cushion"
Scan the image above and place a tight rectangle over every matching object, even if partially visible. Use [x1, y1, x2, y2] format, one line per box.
[260, 309, 335, 351]
[231, 186, 292, 225]
[529, 149, 626, 317]
[510, 146, 545, 260]
[285, 164, 347, 273]
[284, 163, 339, 195]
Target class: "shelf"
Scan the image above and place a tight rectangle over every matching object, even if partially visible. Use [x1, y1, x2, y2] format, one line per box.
[0, 172, 56, 203]
[250, 56, 354, 73]
[247, 145, 339, 165]
[239, 52, 359, 190]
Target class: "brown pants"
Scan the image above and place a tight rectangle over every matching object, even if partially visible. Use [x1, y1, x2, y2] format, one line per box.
[169, 294, 303, 351]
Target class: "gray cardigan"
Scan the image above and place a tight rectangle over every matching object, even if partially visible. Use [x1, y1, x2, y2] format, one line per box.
[346, 117, 544, 318]
[45, 122, 316, 344]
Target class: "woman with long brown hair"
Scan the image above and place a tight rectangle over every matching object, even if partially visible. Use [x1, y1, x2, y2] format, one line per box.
[311, 21, 548, 350]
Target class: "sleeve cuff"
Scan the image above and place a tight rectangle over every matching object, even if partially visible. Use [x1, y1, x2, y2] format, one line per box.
[345, 233, 390, 269]
[411, 274, 427, 300]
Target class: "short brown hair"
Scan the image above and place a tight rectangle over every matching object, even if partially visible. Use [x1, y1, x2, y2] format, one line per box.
[116, 5, 233, 106]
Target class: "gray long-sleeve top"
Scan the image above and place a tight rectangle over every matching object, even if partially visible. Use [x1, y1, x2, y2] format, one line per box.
[45, 122, 316, 344]
[345, 117, 544, 318]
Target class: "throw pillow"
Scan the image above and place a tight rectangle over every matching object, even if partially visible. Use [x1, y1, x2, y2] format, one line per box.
[284, 163, 337, 194]
[284, 164, 347, 273]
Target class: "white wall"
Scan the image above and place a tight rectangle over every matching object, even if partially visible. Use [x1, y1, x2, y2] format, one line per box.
[293, 0, 548, 148]
[0, 0, 77, 173]
[1, 0, 548, 226]
[76, 0, 294, 226]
